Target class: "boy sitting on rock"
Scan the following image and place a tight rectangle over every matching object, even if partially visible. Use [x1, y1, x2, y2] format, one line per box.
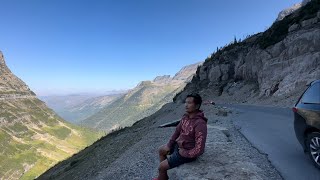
[153, 93, 208, 180]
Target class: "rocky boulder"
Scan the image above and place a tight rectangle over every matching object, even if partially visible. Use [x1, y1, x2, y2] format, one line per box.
[168, 125, 268, 180]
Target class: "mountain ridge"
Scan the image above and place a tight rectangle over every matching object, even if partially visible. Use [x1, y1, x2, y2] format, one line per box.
[0, 52, 102, 179]
[40, 93, 123, 123]
[80, 61, 203, 131]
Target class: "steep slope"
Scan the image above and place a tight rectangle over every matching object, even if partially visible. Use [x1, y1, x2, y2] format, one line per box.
[40, 93, 123, 123]
[0, 52, 102, 180]
[81, 62, 202, 131]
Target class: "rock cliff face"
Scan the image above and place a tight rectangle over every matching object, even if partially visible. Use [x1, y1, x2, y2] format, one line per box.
[174, 1, 320, 106]
[0, 52, 102, 179]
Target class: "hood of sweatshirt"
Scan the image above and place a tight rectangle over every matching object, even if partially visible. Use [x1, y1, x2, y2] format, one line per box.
[183, 109, 208, 123]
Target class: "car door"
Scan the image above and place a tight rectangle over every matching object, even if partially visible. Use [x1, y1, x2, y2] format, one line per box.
[297, 82, 320, 129]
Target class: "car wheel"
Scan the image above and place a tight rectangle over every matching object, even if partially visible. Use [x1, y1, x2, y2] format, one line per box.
[307, 132, 320, 169]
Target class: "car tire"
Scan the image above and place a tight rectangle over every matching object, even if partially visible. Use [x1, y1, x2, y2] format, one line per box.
[306, 132, 320, 169]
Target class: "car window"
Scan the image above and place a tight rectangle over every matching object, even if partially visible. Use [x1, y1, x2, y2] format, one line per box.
[301, 82, 320, 104]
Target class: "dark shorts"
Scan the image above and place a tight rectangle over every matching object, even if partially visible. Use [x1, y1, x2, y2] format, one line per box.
[167, 142, 197, 169]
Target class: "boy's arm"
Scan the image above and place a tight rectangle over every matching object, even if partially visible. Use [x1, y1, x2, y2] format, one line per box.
[179, 121, 207, 159]
[166, 120, 182, 149]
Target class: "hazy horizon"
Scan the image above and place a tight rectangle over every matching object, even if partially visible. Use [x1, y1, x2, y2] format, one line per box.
[36, 89, 128, 97]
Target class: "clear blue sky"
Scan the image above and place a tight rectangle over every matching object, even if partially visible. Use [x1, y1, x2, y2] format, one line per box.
[0, 0, 300, 96]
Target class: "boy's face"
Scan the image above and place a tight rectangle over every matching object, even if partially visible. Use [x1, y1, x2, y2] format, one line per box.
[185, 97, 198, 113]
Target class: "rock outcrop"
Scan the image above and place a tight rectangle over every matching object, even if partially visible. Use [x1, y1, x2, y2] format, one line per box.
[168, 126, 267, 180]
[0, 52, 36, 97]
[276, 0, 312, 21]
[277, 3, 303, 21]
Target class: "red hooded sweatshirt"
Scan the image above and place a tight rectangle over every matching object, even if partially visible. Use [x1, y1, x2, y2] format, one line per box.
[166, 109, 208, 159]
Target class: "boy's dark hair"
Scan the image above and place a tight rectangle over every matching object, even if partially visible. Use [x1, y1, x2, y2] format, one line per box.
[186, 93, 202, 109]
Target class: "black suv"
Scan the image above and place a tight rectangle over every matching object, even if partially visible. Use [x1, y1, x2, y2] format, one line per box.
[293, 80, 320, 169]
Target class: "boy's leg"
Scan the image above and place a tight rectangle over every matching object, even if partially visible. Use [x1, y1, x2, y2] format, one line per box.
[157, 159, 170, 180]
[155, 143, 175, 179]
[158, 144, 171, 162]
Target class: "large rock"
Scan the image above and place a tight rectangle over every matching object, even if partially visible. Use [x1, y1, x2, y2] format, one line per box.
[168, 125, 267, 180]
[208, 65, 221, 82]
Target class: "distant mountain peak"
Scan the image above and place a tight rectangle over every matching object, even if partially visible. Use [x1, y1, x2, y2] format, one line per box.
[0, 51, 7, 68]
[172, 61, 203, 81]
[136, 80, 152, 87]
[134, 62, 203, 88]
[153, 75, 171, 83]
